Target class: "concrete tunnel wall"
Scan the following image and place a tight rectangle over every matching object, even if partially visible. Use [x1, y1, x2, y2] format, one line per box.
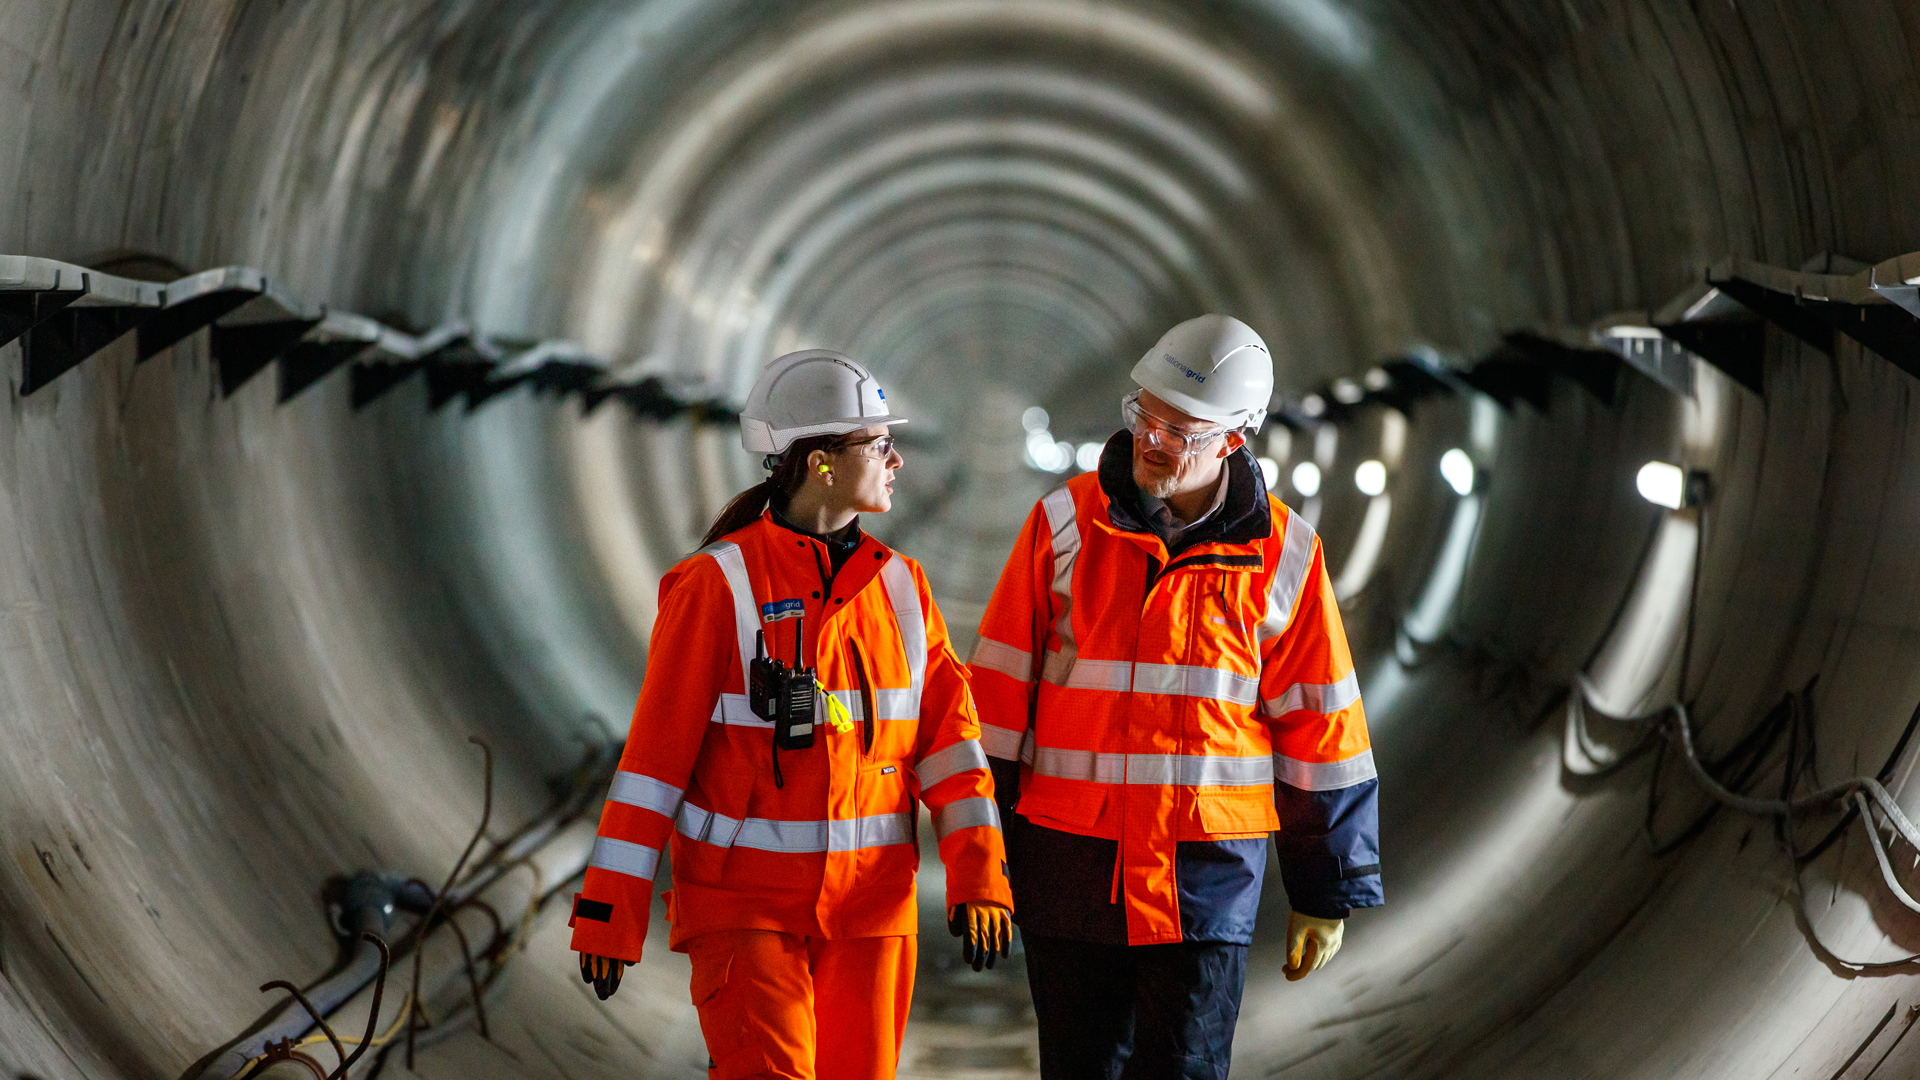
[4, 1, 1920, 1077]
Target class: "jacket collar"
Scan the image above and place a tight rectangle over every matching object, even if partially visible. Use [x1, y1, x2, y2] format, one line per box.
[749, 509, 894, 601]
[1096, 430, 1273, 551]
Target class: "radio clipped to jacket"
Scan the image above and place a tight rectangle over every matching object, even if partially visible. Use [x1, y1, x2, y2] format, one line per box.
[751, 621, 816, 750]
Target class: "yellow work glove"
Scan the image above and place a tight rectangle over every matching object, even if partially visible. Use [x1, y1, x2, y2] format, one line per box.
[1284, 911, 1345, 981]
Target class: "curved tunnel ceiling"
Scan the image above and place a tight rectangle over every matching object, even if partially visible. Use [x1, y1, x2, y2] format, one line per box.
[6, 2, 1920, 1078]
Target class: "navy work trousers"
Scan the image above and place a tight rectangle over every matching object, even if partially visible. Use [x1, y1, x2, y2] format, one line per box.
[1023, 933, 1248, 1080]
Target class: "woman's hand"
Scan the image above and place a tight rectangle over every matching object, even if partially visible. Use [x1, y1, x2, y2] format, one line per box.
[948, 901, 1014, 971]
[579, 952, 630, 999]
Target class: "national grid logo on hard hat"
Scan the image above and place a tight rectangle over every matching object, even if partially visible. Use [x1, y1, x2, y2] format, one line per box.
[1162, 352, 1206, 383]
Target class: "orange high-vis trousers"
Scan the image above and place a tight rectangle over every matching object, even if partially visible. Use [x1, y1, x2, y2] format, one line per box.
[686, 929, 916, 1080]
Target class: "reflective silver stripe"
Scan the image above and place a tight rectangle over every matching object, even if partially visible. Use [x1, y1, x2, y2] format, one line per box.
[980, 723, 1027, 761]
[1061, 658, 1133, 691]
[1274, 749, 1378, 791]
[1132, 663, 1260, 706]
[827, 812, 916, 851]
[700, 542, 763, 695]
[1041, 487, 1082, 676]
[879, 556, 927, 718]
[1048, 660, 1258, 706]
[675, 802, 744, 847]
[1041, 649, 1075, 685]
[1124, 753, 1273, 787]
[607, 771, 685, 817]
[1032, 748, 1273, 787]
[1032, 745, 1128, 784]
[916, 738, 989, 789]
[969, 636, 1034, 683]
[1263, 670, 1363, 719]
[934, 796, 1002, 839]
[1257, 512, 1318, 643]
[588, 836, 661, 881]
[676, 804, 916, 853]
[710, 694, 772, 728]
[822, 687, 919, 722]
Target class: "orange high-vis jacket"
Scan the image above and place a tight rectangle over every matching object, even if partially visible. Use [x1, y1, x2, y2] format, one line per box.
[569, 513, 1012, 961]
[968, 452, 1377, 945]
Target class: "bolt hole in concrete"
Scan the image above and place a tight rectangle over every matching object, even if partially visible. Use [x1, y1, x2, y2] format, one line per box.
[7, 3, 1920, 1080]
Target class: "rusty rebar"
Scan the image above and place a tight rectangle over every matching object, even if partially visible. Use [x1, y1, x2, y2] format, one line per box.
[256, 983, 344, 1071]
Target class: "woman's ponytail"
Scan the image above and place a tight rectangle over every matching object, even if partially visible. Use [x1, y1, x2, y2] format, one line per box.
[697, 433, 840, 549]
[699, 481, 775, 548]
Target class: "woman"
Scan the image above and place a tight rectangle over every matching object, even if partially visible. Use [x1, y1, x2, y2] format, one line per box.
[569, 349, 1014, 1080]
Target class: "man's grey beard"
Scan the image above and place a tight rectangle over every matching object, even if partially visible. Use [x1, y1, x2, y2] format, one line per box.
[1135, 464, 1180, 499]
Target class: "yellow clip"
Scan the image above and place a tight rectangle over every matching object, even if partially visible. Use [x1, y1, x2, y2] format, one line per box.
[817, 680, 856, 733]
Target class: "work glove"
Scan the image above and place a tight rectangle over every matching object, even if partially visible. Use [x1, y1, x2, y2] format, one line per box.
[1284, 912, 1345, 981]
[578, 952, 629, 1000]
[948, 901, 1013, 972]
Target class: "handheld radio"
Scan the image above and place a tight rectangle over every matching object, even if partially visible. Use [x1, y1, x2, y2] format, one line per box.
[750, 617, 816, 750]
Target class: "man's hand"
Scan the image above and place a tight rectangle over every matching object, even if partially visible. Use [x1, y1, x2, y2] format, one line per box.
[579, 952, 630, 999]
[948, 901, 1014, 971]
[1284, 912, 1345, 981]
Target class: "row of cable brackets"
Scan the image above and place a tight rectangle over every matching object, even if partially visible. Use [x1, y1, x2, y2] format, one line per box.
[1581, 251, 1920, 399]
[1278, 251, 1920, 426]
[0, 254, 739, 421]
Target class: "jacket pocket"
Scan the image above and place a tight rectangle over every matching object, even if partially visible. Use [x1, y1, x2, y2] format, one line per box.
[1026, 781, 1108, 829]
[1194, 789, 1280, 835]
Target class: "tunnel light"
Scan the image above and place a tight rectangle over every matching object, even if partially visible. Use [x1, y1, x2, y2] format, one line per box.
[1636, 461, 1686, 509]
[1022, 406, 1050, 432]
[1258, 456, 1280, 489]
[1300, 394, 1326, 418]
[1363, 366, 1391, 391]
[1355, 460, 1387, 496]
[1076, 442, 1104, 472]
[1439, 448, 1474, 496]
[1291, 461, 1322, 497]
[1331, 378, 1364, 405]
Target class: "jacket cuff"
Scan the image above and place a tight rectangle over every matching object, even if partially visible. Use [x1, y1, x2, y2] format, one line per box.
[566, 871, 653, 962]
[1277, 854, 1383, 916]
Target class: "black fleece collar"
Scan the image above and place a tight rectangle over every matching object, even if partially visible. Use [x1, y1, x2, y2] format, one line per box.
[1096, 430, 1273, 552]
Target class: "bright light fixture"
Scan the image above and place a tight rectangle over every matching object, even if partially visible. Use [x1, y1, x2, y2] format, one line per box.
[1331, 378, 1364, 404]
[1355, 460, 1387, 496]
[1021, 406, 1050, 432]
[1258, 456, 1280, 489]
[1300, 394, 1326, 417]
[1292, 461, 1322, 497]
[1439, 449, 1474, 495]
[1076, 442, 1103, 472]
[1363, 366, 1391, 391]
[1636, 460, 1686, 509]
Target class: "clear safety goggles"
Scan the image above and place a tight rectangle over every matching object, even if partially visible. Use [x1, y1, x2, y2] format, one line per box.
[1120, 391, 1230, 458]
[829, 432, 898, 461]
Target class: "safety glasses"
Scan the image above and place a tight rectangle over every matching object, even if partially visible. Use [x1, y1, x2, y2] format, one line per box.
[1120, 391, 1229, 457]
[830, 433, 897, 460]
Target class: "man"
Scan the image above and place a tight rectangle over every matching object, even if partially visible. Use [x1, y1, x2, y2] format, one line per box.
[968, 314, 1382, 1078]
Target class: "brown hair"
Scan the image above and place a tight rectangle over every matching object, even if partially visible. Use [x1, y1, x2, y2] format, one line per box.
[699, 433, 844, 548]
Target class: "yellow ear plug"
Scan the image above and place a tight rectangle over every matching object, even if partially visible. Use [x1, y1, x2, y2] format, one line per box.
[818, 463, 831, 474]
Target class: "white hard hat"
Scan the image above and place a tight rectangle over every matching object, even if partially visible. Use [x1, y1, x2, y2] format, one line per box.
[1129, 314, 1273, 431]
[739, 349, 908, 455]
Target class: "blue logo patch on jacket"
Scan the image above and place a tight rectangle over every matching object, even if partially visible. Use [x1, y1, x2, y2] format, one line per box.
[760, 598, 805, 623]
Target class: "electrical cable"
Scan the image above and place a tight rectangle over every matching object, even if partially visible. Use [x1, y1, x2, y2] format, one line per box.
[1571, 683, 1920, 971]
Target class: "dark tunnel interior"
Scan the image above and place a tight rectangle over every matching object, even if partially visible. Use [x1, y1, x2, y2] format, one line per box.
[7, 2, 1920, 1078]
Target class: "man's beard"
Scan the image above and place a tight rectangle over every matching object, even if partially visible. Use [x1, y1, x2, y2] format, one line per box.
[1134, 459, 1181, 499]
